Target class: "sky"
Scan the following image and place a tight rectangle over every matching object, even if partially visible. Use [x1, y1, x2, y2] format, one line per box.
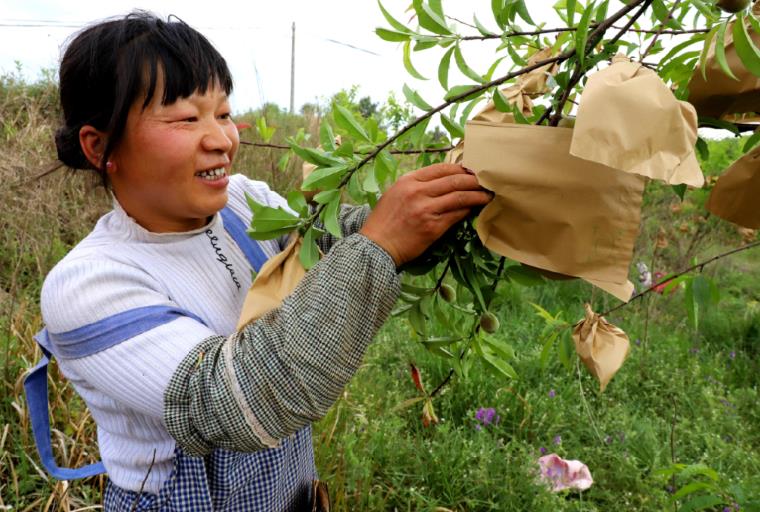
[0, 0, 561, 114]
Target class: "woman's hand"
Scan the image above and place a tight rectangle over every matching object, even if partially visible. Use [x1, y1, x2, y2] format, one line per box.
[360, 163, 493, 266]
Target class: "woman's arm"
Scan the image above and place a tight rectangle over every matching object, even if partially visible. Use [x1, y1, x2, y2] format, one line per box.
[164, 233, 398, 455]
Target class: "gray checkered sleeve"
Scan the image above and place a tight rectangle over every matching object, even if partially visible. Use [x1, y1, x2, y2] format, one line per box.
[314, 204, 370, 253]
[164, 233, 400, 456]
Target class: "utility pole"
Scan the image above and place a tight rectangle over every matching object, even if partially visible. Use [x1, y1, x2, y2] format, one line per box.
[290, 22, 295, 114]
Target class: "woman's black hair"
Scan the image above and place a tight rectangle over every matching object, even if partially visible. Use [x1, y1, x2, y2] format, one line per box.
[55, 11, 233, 184]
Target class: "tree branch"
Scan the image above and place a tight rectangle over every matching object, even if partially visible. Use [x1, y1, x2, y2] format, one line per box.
[640, 0, 682, 61]
[239, 139, 454, 155]
[601, 240, 760, 317]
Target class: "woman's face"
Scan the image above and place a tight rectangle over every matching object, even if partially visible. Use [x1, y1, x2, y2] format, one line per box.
[109, 80, 239, 233]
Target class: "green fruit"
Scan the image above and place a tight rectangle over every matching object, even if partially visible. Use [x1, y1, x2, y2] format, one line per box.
[439, 284, 456, 303]
[716, 0, 750, 13]
[479, 311, 500, 333]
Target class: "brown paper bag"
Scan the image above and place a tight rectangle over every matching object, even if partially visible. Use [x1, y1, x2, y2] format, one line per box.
[463, 120, 645, 301]
[237, 235, 307, 330]
[706, 144, 760, 229]
[571, 56, 704, 187]
[687, 7, 760, 119]
[572, 304, 630, 392]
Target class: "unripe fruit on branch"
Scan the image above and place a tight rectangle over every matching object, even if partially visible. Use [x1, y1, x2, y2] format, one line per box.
[479, 311, 500, 334]
[438, 284, 456, 303]
[716, 0, 750, 13]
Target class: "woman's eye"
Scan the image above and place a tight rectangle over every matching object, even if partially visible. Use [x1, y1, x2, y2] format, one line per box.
[218, 113, 232, 120]
[182, 116, 198, 122]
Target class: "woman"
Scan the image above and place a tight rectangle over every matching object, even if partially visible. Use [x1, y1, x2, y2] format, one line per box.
[32, 11, 492, 511]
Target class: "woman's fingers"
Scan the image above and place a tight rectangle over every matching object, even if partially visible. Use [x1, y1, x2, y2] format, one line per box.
[412, 163, 472, 182]
[432, 189, 494, 215]
[424, 173, 485, 197]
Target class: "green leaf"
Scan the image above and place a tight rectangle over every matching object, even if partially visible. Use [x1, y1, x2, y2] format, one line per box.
[420, 1, 451, 34]
[671, 482, 715, 500]
[438, 46, 454, 90]
[286, 190, 308, 216]
[444, 84, 485, 102]
[277, 152, 290, 172]
[473, 14, 496, 36]
[245, 193, 301, 240]
[481, 348, 519, 380]
[684, 278, 699, 331]
[333, 104, 371, 143]
[504, 265, 546, 286]
[540, 330, 561, 369]
[699, 116, 740, 135]
[313, 189, 340, 205]
[679, 463, 720, 482]
[409, 301, 428, 335]
[672, 184, 687, 201]
[491, 88, 511, 113]
[575, 0, 595, 68]
[440, 113, 464, 139]
[566, 0, 576, 26]
[455, 254, 487, 312]
[696, 137, 710, 161]
[288, 140, 341, 167]
[322, 196, 342, 238]
[375, 150, 396, 185]
[692, 275, 713, 312]
[557, 332, 575, 370]
[515, 0, 535, 26]
[483, 336, 516, 361]
[413, 0, 451, 35]
[302, 164, 349, 191]
[376, 28, 411, 42]
[743, 129, 760, 151]
[403, 40, 428, 80]
[319, 121, 336, 151]
[678, 495, 725, 512]
[300, 226, 321, 269]
[484, 56, 507, 81]
[699, 25, 720, 81]
[377, 0, 409, 32]
[491, 0, 507, 29]
[402, 83, 433, 111]
[733, 13, 760, 77]
[715, 19, 739, 81]
[454, 44, 485, 83]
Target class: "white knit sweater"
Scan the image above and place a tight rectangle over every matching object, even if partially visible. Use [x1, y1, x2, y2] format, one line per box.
[40, 174, 288, 494]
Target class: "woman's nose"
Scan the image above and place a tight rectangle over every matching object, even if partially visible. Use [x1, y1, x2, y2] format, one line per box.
[201, 119, 234, 153]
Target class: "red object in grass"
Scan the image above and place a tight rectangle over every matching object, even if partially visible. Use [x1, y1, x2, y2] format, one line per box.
[235, 122, 252, 132]
[652, 272, 674, 294]
[409, 363, 425, 394]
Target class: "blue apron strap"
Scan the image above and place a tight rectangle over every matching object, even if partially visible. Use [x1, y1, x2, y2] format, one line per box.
[24, 306, 207, 480]
[220, 206, 268, 273]
[24, 332, 106, 480]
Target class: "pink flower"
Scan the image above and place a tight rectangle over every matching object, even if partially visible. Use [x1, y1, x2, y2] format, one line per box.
[538, 454, 593, 492]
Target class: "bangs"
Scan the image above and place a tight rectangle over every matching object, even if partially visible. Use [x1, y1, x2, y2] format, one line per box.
[136, 20, 233, 108]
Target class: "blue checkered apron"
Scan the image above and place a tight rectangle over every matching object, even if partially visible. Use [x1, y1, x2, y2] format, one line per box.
[103, 427, 316, 511]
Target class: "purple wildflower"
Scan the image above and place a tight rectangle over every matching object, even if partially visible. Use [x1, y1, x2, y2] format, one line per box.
[634, 338, 641, 346]
[729, 351, 736, 359]
[539, 446, 547, 455]
[553, 435, 562, 445]
[474, 407, 499, 428]
[724, 507, 732, 512]
[548, 389, 556, 398]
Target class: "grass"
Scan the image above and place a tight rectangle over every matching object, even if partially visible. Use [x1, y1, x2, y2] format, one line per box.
[2, 72, 760, 510]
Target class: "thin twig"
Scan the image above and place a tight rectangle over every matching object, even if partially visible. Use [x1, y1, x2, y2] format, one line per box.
[640, 0, 682, 61]
[129, 449, 156, 512]
[602, 240, 760, 317]
[239, 139, 454, 155]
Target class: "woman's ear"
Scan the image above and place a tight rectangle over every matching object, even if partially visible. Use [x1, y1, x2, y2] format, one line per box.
[79, 125, 108, 170]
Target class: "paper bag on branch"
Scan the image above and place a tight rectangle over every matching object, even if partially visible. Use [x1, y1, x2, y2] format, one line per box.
[237, 235, 307, 330]
[706, 143, 760, 229]
[570, 56, 704, 187]
[687, 7, 760, 119]
[572, 304, 630, 392]
[462, 120, 645, 301]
